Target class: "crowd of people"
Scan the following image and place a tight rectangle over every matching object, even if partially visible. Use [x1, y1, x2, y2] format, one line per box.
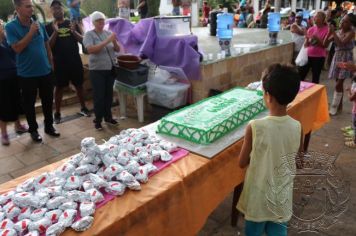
[0, 0, 120, 146]
[288, 8, 356, 148]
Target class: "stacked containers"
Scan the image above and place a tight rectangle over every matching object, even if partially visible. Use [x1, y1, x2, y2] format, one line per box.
[267, 12, 280, 45]
[216, 13, 233, 56]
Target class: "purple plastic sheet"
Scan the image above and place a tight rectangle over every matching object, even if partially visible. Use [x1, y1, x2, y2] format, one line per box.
[83, 17, 201, 80]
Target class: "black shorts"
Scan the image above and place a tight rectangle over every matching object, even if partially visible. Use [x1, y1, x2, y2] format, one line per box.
[54, 68, 83, 88]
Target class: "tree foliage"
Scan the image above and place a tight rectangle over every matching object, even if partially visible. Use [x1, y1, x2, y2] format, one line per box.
[0, 0, 46, 22]
[0, 0, 14, 21]
[80, 0, 117, 18]
[147, 0, 160, 17]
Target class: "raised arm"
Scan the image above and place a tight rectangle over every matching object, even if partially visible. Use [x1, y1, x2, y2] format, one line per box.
[84, 32, 115, 54]
[6, 22, 38, 53]
[69, 0, 80, 7]
[70, 22, 83, 43]
[290, 24, 305, 36]
[113, 38, 120, 52]
[48, 22, 59, 48]
[332, 30, 355, 47]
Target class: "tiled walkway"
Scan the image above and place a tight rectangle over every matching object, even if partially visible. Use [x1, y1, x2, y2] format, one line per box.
[0, 103, 150, 183]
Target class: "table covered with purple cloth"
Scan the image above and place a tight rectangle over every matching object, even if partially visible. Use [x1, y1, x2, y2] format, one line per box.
[83, 17, 202, 80]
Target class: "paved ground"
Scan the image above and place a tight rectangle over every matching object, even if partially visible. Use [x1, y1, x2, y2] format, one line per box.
[0, 28, 355, 235]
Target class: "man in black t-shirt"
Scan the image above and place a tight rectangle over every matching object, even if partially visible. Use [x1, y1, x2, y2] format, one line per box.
[46, 0, 90, 124]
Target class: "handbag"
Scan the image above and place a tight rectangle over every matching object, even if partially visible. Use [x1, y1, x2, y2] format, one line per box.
[295, 45, 308, 67]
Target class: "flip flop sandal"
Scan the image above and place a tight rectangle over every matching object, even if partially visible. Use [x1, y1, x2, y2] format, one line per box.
[345, 141, 356, 148]
[341, 126, 353, 132]
[343, 130, 355, 137]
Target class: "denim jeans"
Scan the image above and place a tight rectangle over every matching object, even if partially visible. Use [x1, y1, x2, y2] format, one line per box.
[172, 7, 180, 16]
[89, 70, 115, 123]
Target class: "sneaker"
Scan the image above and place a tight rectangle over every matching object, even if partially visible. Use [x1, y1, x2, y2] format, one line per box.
[95, 122, 103, 131]
[78, 107, 91, 117]
[54, 112, 61, 124]
[15, 124, 28, 134]
[1, 134, 10, 146]
[105, 118, 119, 126]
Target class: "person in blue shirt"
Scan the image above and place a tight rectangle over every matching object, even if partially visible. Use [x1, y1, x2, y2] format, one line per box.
[238, 6, 248, 28]
[67, 0, 81, 22]
[5, 0, 60, 143]
[0, 20, 28, 146]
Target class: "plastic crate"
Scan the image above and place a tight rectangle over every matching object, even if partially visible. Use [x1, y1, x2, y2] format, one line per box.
[115, 64, 148, 87]
[146, 81, 190, 109]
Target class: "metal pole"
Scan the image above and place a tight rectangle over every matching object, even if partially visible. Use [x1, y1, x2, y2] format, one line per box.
[253, 0, 259, 19]
[275, 0, 281, 12]
[291, 0, 296, 12]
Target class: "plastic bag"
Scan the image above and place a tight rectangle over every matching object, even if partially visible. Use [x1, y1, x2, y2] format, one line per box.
[295, 46, 308, 66]
[152, 67, 171, 84]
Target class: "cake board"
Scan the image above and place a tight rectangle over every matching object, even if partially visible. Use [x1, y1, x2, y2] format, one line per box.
[144, 110, 269, 159]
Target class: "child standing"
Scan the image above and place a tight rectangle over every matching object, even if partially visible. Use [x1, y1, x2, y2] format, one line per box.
[67, 0, 81, 22]
[237, 64, 303, 236]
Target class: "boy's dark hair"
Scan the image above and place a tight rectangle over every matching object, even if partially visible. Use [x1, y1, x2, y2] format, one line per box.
[261, 64, 301, 105]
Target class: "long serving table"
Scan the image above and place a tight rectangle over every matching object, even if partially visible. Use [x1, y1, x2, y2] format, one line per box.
[0, 85, 329, 236]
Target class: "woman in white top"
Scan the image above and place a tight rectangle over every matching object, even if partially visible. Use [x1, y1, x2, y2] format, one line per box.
[83, 11, 120, 130]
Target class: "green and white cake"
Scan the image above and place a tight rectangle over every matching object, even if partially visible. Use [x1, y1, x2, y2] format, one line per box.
[157, 87, 266, 145]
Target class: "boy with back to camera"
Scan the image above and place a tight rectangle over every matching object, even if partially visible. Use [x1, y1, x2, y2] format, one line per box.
[237, 64, 303, 236]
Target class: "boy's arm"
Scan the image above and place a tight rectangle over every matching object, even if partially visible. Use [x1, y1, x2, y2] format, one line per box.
[239, 123, 253, 168]
[298, 126, 304, 153]
[296, 126, 304, 169]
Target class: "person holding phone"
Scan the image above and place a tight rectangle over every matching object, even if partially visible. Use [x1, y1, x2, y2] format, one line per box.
[83, 11, 120, 130]
[298, 11, 329, 84]
[46, 0, 90, 124]
[5, 0, 60, 142]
